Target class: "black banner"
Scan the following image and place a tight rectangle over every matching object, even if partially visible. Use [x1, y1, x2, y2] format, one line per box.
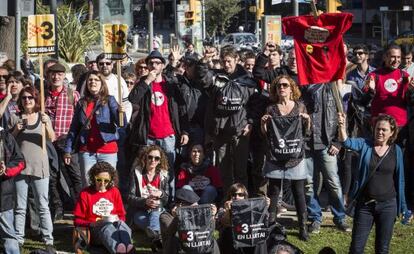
[177, 204, 214, 253]
[266, 115, 304, 162]
[231, 197, 269, 248]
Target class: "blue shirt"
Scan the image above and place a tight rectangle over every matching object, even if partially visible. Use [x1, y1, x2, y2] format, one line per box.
[346, 65, 375, 102]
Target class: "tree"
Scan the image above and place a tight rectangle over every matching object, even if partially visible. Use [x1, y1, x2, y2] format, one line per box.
[205, 0, 241, 37]
[0, 17, 16, 60]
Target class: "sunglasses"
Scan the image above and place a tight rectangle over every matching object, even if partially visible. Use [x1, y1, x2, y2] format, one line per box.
[147, 155, 161, 161]
[277, 83, 290, 88]
[21, 96, 35, 100]
[138, 65, 148, 69]
[95, 177, 111, 183]
[0, 75, 7, 80]
[126, 81, 135, 85]
[232, 192, 246, 198]
[354, 51, 366, 56]
[98, 62, 112, 66]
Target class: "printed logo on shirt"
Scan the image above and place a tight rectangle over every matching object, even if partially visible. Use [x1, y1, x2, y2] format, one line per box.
[151, 91, 165, 106]
[384, 78, 398, 93]
[92, 198, 114, 217]
[304, 26, 330, 43]
[189, 175, 211, 191]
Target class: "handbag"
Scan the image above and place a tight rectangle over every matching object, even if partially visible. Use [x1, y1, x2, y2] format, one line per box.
[345, 145, 391, 217]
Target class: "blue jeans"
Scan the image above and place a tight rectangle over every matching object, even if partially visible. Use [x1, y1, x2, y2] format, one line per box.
[91, 221, 132, 254]
[133, 209, 162, 232]
[305, 148, 346, 224]
[0, 209, 19, 254]
[79, 152, 118, 187]
[349, 198, 397, 254]
[14, 175, 54, 245]
[182, 185, 218, 204]
[147, 135, 176, 202]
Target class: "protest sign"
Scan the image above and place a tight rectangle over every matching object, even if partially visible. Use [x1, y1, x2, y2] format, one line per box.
[102, 24, 128, 126]
[231, 197, 269, 248]
[27, 14, 56, 55]
[27, 14, 57, 153]
[177, 204, 215, 253]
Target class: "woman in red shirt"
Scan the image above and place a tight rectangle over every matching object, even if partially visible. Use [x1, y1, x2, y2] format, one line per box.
[64, 71, 126, 187]
[73, 161, 134, 254]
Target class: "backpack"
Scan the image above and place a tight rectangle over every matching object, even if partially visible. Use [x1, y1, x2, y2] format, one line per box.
[231, 197, 269, 248]
[177, 204, 215, 254]
[266, 115, 304, 163]
[214, 76, 249, 116]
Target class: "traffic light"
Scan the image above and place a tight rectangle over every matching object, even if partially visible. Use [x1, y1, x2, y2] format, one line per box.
[326, 0, 342, 13]
[185, 11, 195, 27]
[256, 0, 264, 21]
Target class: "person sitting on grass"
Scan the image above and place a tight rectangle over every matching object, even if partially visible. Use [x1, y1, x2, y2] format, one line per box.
[73, 161, 134, 254]
[176, 143, 223, 204]
[126, 145, 170, 242]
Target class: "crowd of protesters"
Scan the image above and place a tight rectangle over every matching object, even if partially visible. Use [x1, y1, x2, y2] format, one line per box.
[0, 39, 413, 254]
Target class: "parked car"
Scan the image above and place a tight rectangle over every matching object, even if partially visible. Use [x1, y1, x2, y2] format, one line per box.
[220, 33, 260, 52]
[390, 31, 414, 45]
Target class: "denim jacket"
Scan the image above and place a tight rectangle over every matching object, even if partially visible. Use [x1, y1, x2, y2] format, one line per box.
[343, 138, 408, 216]
[64, 95, 126, 154]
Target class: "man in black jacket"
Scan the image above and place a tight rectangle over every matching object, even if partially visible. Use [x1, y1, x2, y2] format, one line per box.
[128, 51, 189, 201]
[0, 127, 25, 253]
[196, 46, 258, 194]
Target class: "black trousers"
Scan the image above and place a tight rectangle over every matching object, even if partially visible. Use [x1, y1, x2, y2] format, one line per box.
[268, 178, 307, 219]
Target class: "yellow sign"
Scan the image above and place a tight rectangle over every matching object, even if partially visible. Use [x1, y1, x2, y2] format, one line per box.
[27, 14, 56, 55]
[103, 24, 128, 60]
[264, 16, 282, 46]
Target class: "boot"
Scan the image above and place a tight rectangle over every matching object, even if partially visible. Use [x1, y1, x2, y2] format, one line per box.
[298, 212, 309, 241]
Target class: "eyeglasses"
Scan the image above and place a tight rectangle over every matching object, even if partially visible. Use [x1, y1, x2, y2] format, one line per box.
[0, 75, 7, 80]
[232, 192, 246, 198]
[148, 61, 163, 66]
[277, 83, 290, 88]
[98, 62, 112, 66]
[125, 81, 135, 85]
[95, 177, 111, 183]
[147, 155, 161, 161]
[354, 51, 366, 56]
[21, 96, 35, 100]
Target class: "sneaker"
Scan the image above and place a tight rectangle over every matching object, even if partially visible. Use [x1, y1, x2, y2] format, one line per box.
[335, 221, 352, 232]
[308, 221, 321, 234]
[45, 244, 57, 254]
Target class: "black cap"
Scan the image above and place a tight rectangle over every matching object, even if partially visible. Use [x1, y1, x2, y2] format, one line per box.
[146, 50, 166, 64]
[181, 55, 199, 66]
[175, 188, 200, 205]
[47, 63, 66, 73]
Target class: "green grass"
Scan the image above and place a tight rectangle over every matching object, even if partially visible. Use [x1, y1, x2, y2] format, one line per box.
[21, 217, 414, 253]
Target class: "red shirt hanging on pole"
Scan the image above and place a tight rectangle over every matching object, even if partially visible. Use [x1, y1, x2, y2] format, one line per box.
[283, 13, 353, 85]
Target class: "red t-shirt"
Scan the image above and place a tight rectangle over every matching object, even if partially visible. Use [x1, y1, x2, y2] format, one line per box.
[73, 187, 126, 227]
[148, 80, 175, 139]
[79, 101, 118, 153]
[176, 165, 223, 195]
[366, 68, 410, 127]
[283, 13, 353, 85]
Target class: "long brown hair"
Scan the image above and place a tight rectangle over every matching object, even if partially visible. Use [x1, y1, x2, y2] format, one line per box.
[269, 75, 301, 103]
[83, 70, 109, 104]
[17, 86, 41, 113]
[136, 145, 169, 174]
